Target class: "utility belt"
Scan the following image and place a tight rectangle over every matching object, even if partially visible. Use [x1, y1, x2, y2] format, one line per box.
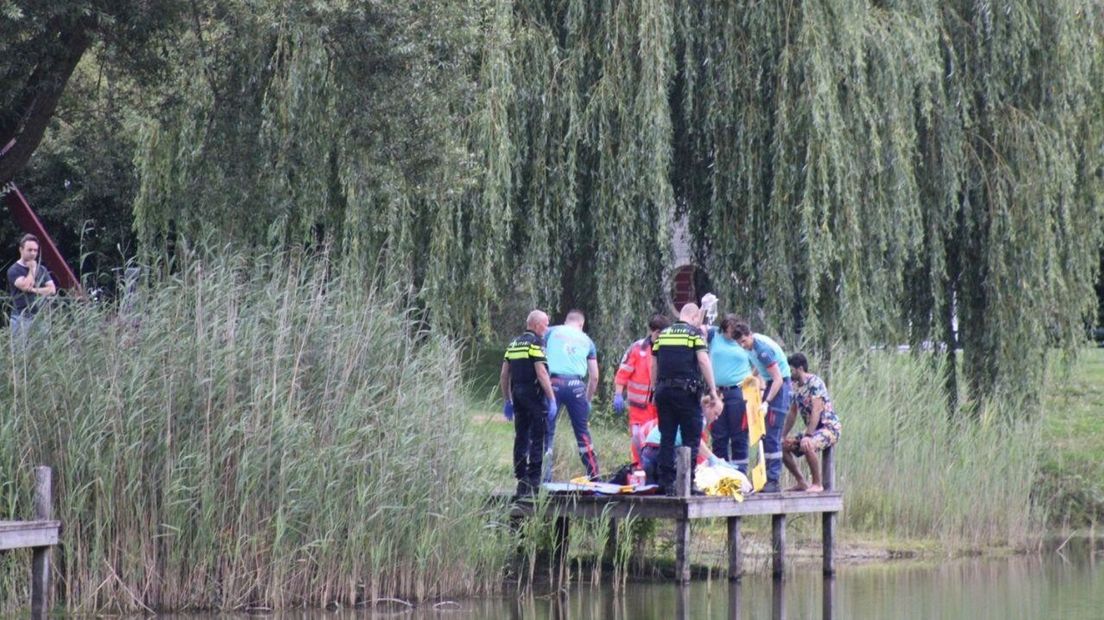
[656, 377, 704, 394]
[550, 373, 584, 381]
[717, 385, 743, 392]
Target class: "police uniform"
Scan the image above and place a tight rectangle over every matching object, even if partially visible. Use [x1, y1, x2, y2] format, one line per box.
[651, 321, 707, 493]
[504, 329, 551, 494]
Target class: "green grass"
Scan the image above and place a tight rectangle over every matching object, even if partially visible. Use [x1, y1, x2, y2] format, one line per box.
[1038, 346, 1104, 527]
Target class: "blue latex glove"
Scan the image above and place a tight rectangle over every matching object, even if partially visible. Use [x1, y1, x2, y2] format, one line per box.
[707, 454, 721, 467]
[717, 459, 738, 471]
[613, 393, 626, 415]
[503, 401, 514, 421]
[546, 398, 558, 420]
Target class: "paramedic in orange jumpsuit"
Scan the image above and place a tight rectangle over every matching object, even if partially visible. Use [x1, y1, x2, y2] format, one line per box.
[613, 313, 671, 467]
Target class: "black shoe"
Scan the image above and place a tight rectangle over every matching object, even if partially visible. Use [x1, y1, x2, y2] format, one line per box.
[515, 480, 537, 498]
[760, 480, 781, 494]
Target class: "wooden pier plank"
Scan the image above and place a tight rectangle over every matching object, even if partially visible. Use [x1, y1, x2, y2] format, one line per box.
[0, 521, 60, 551]
[502, 491, 842, 520]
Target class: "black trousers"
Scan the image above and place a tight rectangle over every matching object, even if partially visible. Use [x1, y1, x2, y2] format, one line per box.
[654, 385, 704, 494]
[512, 386, 548, 490]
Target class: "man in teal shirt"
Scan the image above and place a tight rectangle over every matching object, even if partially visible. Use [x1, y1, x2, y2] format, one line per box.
[542, 309, 600, 481]
[708, 315, 756, 473]
[734, 321, 792, 493]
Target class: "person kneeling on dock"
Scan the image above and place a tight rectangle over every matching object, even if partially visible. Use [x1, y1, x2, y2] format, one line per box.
[638, 394, 729, 488]
[781, 353, 841, 493]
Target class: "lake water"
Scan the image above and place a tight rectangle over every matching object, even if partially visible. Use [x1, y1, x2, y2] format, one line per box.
[178, 542, 1102, 619]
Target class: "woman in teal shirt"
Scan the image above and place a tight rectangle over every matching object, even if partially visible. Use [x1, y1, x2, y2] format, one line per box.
[708, 314, 755, 473]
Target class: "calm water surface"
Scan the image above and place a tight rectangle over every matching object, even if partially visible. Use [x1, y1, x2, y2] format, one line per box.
[178, 546, 1103, 619]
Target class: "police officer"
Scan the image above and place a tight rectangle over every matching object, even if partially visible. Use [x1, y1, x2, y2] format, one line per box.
[500, 310, 558, 497]
[650, 303, 720, 494]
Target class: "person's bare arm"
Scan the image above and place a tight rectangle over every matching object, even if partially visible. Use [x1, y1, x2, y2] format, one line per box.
[696, 349, 719, 401]
[499, 361, 512, 403]
[13, 261, 35, 292]
[764, 364, 783, 403]
[806, 398, 824, 436]
[536, 362, 555, 401]
[783, 401, 798, 437]
[586, 358, 599, 402]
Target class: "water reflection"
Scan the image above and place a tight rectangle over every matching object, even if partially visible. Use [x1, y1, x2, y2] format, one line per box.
[676, 584, 690, 620]
[170, 542, 1104, 619]
[823, 576, 836, 620]
[727, 581, 742, 620]
[771, 578, 786, 620]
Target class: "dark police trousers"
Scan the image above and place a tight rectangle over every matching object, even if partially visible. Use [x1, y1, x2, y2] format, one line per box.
[512, 385, 548, 492]
[654, 385, 704, 494]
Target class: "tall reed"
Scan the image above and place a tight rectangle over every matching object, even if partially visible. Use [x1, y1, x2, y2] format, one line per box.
[0, 249, 511, 612]
[828, 349, 1041, 548]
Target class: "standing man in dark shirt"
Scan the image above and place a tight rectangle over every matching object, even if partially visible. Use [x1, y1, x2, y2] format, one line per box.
[650, 303, 719, 494]
[500, 310, 558, 497]
[7, 234, 56, 340]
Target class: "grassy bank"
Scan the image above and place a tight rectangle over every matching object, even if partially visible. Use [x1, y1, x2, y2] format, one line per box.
[1038, 346, 1104, 528]
[0, 250, 513, 613]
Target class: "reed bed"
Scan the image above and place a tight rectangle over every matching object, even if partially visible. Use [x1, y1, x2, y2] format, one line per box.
[829, 349, 1041, 548]
[0, 250, 512, 612]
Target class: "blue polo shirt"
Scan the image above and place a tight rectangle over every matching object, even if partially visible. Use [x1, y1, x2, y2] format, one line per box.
[749, 334, 791, 379]
[545, 325, 597, 377]
[708, 327, 753, 387]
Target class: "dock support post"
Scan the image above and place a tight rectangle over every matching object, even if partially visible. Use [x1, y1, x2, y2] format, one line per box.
[771, 513, 786, 579]
[822, 446, 837, 576]
[604, 518, 619, 564]
[674, 447, 691, 584]
[31, 466, 52, 620]
[552, 514, 570, 581]
[727, 516, 742, 581]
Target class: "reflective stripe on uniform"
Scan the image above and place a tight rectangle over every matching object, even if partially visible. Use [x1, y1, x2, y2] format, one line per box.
[654, 334, 701, 347]
[764, 451, 783, 460]
[627, 381, 650, 391]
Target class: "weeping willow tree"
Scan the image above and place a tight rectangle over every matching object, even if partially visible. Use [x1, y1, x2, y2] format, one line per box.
[133, 0, 483, 319]
[133, 0, 1103, 403]
[673, 0, 1104, 402]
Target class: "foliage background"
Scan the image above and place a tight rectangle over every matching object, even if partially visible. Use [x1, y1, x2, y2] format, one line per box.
[5, 0, 1101, 402]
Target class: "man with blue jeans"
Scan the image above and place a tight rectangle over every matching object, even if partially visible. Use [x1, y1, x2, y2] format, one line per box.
[542, 309, 600, 481]
[7, 234, 56, 343]
[733, 321, 791, 493]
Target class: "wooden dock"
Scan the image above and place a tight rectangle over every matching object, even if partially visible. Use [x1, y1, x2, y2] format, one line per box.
[505, 446, 841, 582]
[0, 466, 60, 619]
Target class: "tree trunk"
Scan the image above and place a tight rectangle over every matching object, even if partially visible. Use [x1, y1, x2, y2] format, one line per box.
[0, 20, 92, 186]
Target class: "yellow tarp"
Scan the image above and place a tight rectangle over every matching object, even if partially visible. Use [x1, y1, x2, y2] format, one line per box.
[742, 376, 767, 491]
